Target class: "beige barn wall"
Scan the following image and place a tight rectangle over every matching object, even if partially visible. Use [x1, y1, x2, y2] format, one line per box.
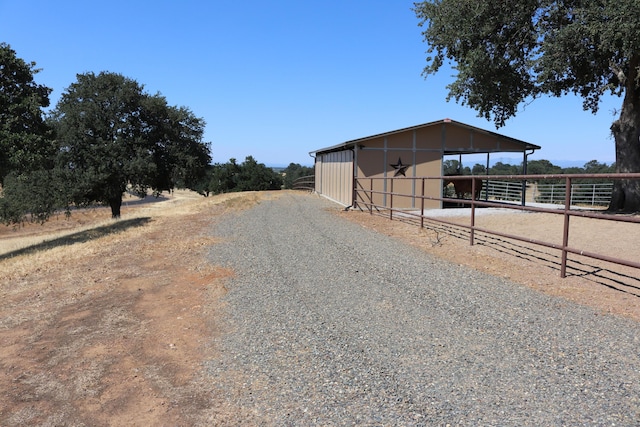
[354, 132, 443, 209]
[315, 150, 354, 207]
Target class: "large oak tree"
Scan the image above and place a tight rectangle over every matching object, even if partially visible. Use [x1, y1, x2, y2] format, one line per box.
[52, 71, 211, 218]
[414, 0, 640, 212]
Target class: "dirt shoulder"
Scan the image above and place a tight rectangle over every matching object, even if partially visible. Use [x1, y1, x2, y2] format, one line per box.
[0, 191, 259, 426]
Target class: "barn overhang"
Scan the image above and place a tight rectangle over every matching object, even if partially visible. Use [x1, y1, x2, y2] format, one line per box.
[309, 118, 541, 158]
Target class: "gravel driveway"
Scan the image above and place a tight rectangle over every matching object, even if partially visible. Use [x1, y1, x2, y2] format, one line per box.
[205, 192, 640, 426]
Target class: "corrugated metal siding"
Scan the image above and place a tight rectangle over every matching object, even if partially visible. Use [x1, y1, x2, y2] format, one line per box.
[315, 150, 354, 206]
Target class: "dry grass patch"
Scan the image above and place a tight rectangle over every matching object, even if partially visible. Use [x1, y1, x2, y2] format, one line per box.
[0, 190, 265, 426]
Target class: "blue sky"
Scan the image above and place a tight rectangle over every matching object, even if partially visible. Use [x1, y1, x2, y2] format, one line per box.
[2, 1, 621, 167]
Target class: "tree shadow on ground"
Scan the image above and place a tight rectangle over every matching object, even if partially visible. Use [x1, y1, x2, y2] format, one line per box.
[122, 194, 169, 207]
[0, 217, 152, 261]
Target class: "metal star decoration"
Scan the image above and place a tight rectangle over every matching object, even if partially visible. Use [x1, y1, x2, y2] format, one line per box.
[390, 157, 410, 177]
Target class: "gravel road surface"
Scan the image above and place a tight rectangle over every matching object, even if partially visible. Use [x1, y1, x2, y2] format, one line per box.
[205, 192, 640, 426]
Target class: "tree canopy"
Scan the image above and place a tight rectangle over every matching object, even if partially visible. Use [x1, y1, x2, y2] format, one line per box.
[198, 156, 283, 196]
[0, 43, 53, 185]
[0, 43, 59, 223]
[414, 0, 640, 212]
[51, 71, 211, 218]
[282, 163, 314, 189]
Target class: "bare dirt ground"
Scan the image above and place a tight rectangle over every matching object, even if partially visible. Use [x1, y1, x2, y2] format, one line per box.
[1, 191, 638, 425]
[0, 190, 261, 426]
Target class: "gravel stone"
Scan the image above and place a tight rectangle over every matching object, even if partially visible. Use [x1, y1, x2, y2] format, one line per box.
[205, 192, 640, 426]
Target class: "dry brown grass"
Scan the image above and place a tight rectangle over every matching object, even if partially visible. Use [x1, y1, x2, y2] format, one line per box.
[0, 190, 265, 426]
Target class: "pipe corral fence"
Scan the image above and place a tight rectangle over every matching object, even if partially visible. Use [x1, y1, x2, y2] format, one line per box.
[292, 175, 315, 191]
[354, 173, 640, 279]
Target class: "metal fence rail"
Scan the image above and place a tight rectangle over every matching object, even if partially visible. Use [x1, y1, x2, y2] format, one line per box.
[466, 180, 614, 206]
[482, 180, 524, 202]
[292, 175, 315, 191]
[533, 182, 613, 206]
[354, 173, 640, 279]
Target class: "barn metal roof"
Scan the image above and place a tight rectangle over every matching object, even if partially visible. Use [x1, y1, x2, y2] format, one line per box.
[309, 118, 541, 156]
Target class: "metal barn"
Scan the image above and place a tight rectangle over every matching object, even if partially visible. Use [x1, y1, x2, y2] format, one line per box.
[310, 118, 541, 209]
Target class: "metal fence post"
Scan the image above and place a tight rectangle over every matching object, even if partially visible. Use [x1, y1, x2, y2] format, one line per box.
[561, 176, 572, 278]
[389, 178, 394, 221]
[369, 178, 373, 214]
[420, 178, 425, 229]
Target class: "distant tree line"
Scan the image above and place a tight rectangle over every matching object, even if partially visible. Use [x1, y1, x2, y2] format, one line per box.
[444, 159, 615, 182]
[194, 161, 314, 196]
[281, 163, 314, 189]
[195, 156, 283, 196]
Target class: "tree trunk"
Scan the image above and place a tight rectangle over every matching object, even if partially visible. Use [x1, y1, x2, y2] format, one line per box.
[608, 57, 640, 213]
[108, 196, 122, 219]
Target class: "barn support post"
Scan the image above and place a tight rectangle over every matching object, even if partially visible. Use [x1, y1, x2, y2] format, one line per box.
[485, 153, 490, 201]
[522, 151, 528, 206]
[351, 147, 357, 210]
[470, 178, 477, 245]
[522, 148, 536, 206]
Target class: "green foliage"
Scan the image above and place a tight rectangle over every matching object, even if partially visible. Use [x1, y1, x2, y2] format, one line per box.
[0, 43, 54, 185]
[414, 0, 638, 125]
[472, 163, 487, 175]
[0, 170, 66, 224]
[442, 160, 470, 175]
[526, 159, 562, 176]
[415, 1, 541, 126]
[51, 71, 211, 218]
[442, 160, 459, 175]
[584, 160, 615, 175]
[1, 52, 211, 223]
[489, 162, 520, 176]
[282, 162, 314, 189]
[235, 156, 282, 191]
[141, 95, 211, 192]
[414, 0, 640, 211]
[200, 156, 283, 196]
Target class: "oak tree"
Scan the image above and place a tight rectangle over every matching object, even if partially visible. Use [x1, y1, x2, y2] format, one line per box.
[52, 71, 211, 218]
[414, 0, 640, 211]
[0, 43, 57, 223]
[0, 43, 54, 183]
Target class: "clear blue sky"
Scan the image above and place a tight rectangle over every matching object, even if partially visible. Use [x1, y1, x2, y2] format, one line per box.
[2, 0, 621, 167]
